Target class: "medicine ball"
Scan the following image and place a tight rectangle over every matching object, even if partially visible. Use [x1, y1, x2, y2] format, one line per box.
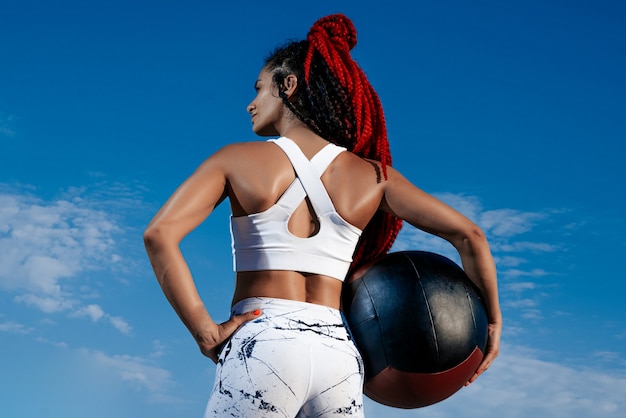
[342, 251, 488, 408]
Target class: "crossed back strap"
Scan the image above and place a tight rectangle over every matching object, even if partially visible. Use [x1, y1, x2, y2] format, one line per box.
[270, 137, 345, 216]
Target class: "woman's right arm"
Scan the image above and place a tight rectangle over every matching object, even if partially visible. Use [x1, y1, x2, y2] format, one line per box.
[143, 147, 259, 362]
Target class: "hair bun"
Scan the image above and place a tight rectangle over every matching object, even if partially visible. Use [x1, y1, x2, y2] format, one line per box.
[308, 14, 357, 52]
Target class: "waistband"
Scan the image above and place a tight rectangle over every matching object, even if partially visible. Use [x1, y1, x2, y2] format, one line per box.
[230, 297, 350, 341]
[231, 297, 342, 317]
[232, 297, 350, 342]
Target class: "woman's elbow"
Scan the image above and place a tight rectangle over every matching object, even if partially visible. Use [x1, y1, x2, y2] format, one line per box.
[143, 219, 186, 254]
[454, 223, 488, 252]
[468, 224, 487, 243]
[143, 224, 167, 253]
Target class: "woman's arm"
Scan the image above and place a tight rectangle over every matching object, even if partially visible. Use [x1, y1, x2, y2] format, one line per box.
[143, 149, 259, 362]
[380, 166, 502, 384]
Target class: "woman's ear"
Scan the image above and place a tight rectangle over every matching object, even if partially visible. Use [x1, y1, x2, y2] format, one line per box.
[282, 74, 298, 99]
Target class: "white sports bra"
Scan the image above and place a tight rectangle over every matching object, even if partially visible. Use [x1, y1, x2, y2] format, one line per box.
[230, 137, 363, 281]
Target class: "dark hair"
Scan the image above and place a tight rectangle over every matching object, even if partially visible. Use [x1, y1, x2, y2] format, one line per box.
[264, 14, 402, 271]
[265, 40, 356, 149]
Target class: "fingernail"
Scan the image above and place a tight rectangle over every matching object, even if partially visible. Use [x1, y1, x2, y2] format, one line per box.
[253, 309, 262, 316]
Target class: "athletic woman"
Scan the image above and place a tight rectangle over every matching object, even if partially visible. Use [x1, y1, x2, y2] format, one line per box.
[144, 14, 501, 418]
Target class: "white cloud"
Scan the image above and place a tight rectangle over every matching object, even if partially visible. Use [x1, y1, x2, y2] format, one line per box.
[592, 351, 624, 364]
[84, 349, 182, 403]
[0, 111, 16, 138]
[494, 255, 526, 267]
[109, 315, 132, 335]
[520, 309, 543, 320]
[35, 336, 69, 348]
[501, 268, 549, 278]
[150, 340, 166, 359]
[0, 190, 120, 293]
[504, 281, 536, 293]
[505, 298, 538, 308]
[72, 304, 106, 322]
[479, 209, 546, 237]
[493, 241, 558, 253]
[71, 304, 133, 334]
[0, 184, 136, 334]
[0, 320, 31, 334]
[14, 293, 76, 313]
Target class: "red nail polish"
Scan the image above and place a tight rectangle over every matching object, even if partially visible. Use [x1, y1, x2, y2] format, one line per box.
[253, 309, 261, 316]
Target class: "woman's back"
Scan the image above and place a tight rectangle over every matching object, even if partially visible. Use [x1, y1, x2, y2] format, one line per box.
[221, 135, 386, 308]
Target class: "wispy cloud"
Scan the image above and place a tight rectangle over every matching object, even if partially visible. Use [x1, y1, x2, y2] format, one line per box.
[0, 190, 120, 291]
[70, 304, 133, 335]
[72, 304, 106, 321]
[0, 320, 32, 334]
[109, 315, 132, 334]
[479, 208, 546, 237]
[0, 111, 16, 138]
[0, 183, 139, 333]
[36, 336, 69, 348]
[501, 268, 549, 278]
[82, 348, 185, 404]
[505, 298, 539, 309]
[504, 281, 537, 293]
[493, 241, 558, 253]
[591, 351, 625, 364]
[14, 293, 76, 313]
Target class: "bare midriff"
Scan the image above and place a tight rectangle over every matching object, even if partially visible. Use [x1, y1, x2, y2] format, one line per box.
[231, 270, 344, 310]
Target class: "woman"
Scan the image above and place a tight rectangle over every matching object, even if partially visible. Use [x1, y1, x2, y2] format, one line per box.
[144, 14, 501, 418]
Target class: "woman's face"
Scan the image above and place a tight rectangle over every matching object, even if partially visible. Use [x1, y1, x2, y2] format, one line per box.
[247, 68, 283, 136]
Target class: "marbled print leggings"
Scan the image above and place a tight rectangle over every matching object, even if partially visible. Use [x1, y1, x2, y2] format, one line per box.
[205, 297, 365, 418]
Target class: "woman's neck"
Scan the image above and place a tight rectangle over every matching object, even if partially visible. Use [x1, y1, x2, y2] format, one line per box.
[279, 126, 329, 152]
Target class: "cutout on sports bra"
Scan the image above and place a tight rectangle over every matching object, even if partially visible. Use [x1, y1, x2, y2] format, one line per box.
[287, 197, 321, 238]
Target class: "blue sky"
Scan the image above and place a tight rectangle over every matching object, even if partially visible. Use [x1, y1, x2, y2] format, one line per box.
[1, 0, 625, 417]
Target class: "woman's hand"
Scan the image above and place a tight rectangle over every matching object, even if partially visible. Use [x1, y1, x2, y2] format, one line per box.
[466, 321, 501, 385]
[196, 309, 262, 363]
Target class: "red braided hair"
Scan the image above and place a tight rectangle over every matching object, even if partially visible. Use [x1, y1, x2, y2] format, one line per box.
[305, 15, 390, 174]
[304, 14, 403, 271]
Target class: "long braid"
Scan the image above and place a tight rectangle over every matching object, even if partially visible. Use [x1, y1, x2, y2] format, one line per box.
[264, 14, 403, 271]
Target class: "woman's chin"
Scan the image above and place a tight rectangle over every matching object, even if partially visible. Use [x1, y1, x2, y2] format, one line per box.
[254, 126, 280, 137]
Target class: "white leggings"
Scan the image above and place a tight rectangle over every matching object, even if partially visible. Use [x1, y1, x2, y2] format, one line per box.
[205, 297, 365, 418]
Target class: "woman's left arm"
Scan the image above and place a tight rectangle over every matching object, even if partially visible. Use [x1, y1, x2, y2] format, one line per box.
[380, 166, 502, 384]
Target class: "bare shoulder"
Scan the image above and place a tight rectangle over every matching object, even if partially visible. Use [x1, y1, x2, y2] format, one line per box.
[332, 152, 384, 183]
[205, 141, 283, 170]
[214, 141, 275, 158]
